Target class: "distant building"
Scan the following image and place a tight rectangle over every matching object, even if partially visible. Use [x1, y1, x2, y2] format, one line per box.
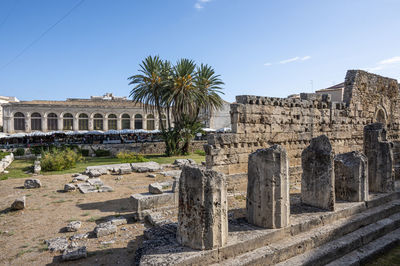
[2, 93, 230, 134]
[315, 82, 344, 102]
[0, 96, 19, 131]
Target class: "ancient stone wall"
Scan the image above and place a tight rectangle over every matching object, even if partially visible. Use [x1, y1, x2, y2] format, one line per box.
[205, 70, 400, 187]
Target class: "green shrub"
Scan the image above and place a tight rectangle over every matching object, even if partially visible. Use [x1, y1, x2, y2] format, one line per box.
[94, 149, 111, 157]
[116, 151, 148, 163]
[0, 151, 11, 160]
[194, 149, 206, 156]
[14, 148, 25, 156]
[41, 149, 82, 172]
[80, 149, 90, 157]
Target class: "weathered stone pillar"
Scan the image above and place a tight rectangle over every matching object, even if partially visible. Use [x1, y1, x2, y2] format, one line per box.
[25, 114, 31, 132]
[301, 135, 335, 211]
[42, 117, 47, 132]
[117, 118, 122, 130]
[334, 151, 368, 202]
[363, 123, 394, 192]
[246, 145, 290, 228]
[177, 165, 228, 250]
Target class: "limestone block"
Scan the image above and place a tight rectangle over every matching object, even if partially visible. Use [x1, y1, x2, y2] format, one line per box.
[301, 135, 335, 211]
[334, 151, 368, 202]
[24, 179, 41, 189]
[246, 145, 290, 228]
[363, 123, 394, 192]
[11, 196, 26, 210]
[177, 165, 228, 250]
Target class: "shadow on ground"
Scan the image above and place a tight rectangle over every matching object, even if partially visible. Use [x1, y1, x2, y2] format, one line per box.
[77, 198, 132, 213]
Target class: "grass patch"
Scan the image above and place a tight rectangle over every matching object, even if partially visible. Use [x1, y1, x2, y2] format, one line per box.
[16, 248, 34, 257]
[366, 244, 400, 265]
[52, 199, 67, 204]
[81, 212, 90, 217]
[87, 216, 100, 223]
[0, 153, 205, 179]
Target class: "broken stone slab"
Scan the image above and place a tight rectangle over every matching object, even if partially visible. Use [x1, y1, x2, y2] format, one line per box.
[334, 151, 369, 202]
[64, 184, 76, 192]
[115, 175, 123, 181]
[62, 246, 87, 261]
[149, 183, 163, 194]
[70, 233, 89, 241]
[72, 174, 89, 182]
[364, 123, 395, 193]
[147, 174, 157, 178]
[173, 159, 196, 168]
[46, 237, 69, 252]
[66, 221, 82, 232]
[24, 178, 41, 189]
[108, 216, 128, 226]
[77, 183, 113, 193]
[11, 196, 26, 210]
[87, 178, 104, 186]
[94, 221, 117, 237]
[130, 191, 177, 220]
[247, 145, 290, 229]
[100, 240, 115, 245]
[131, 162, 163, 172]
[301, 135, 335, 211]
[159, 170, 182, 178]
[99, 185, 113, 192]
[177, 165, 228, 250]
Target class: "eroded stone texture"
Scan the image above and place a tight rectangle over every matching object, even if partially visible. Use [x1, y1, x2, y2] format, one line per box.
[301, 135, 335, 211]
[177, 165, 228, 250]
[246, 145, 290, 228]
[11, 196, 26, 210]
[24, 178, 41, 189]
[364, 123, 395, 193]
[334, 151, 368, 202]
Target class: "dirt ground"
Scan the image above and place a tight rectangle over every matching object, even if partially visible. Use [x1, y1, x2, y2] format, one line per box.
[0, 170, 176, 266]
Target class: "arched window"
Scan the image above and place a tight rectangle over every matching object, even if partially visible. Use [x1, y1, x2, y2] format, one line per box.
[108, 114, 117, 130]
[376, 109, 386, 124]
[47, 113, 58, 130]
[63, 113, 73, 130]
[147, 114, 155, 130]
[31, 113, 42, 131]
[14, 112, 25, 131]
[93, 113, 103, 130]
[79, 113, 89, 130]
[134, 114, 143, 129]
[161, 114, 167, 129]
[122, 114, 130, 129]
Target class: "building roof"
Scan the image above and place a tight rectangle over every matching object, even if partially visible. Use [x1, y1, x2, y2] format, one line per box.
[316, 82, 345, 93]
[5, 99, 143, 108]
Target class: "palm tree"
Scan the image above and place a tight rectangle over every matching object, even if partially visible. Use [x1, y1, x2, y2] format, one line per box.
[129, 56, 225, 155]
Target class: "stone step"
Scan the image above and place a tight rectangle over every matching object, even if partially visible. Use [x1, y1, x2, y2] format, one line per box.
[326, 227, 400, 266]
[214, 199, 400, 266]
[275, 212, 400, 266]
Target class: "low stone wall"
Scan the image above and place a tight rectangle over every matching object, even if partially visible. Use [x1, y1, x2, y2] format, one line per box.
[79, 141, 206, 156]
[0, 153, 14, 173]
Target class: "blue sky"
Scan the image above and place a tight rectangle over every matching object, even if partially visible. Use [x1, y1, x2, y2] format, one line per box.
[0, 0, 400, 102]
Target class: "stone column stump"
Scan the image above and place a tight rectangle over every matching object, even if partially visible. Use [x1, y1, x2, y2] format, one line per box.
[301, 135, 335, 211]
[334, 151, 368, 202]
[246, 145, 290, 228]
[364, 123, 394, 192]
[177, 165, 228, 250]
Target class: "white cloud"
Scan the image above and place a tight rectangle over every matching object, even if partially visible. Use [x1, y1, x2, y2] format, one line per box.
[194, 0, 212, 10]
[379, 56, 400, 65]
[301, 55, 311, 61]
[264, 62, 272, 66]
[279, 57, 300, 64]
[194, 2, 203, 9]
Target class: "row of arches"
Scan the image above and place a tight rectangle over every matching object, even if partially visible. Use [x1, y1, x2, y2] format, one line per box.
[13, 112, 167, 131]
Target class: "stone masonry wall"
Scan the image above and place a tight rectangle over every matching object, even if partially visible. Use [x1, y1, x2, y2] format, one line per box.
[205, 70, 400, 188]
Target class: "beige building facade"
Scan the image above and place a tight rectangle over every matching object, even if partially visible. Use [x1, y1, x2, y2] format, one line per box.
[0, 96, 19, 130]
[2, 93, 167, 134]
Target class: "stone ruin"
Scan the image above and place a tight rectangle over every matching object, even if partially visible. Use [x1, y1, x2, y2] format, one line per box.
[135, 70, 400, 265]
[204, 70, 400, 189]
[301, 135, 335, 211]
[177, 165, 228, 250]
[364, 122, 395, 192]
[246, 144, 290, 228]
